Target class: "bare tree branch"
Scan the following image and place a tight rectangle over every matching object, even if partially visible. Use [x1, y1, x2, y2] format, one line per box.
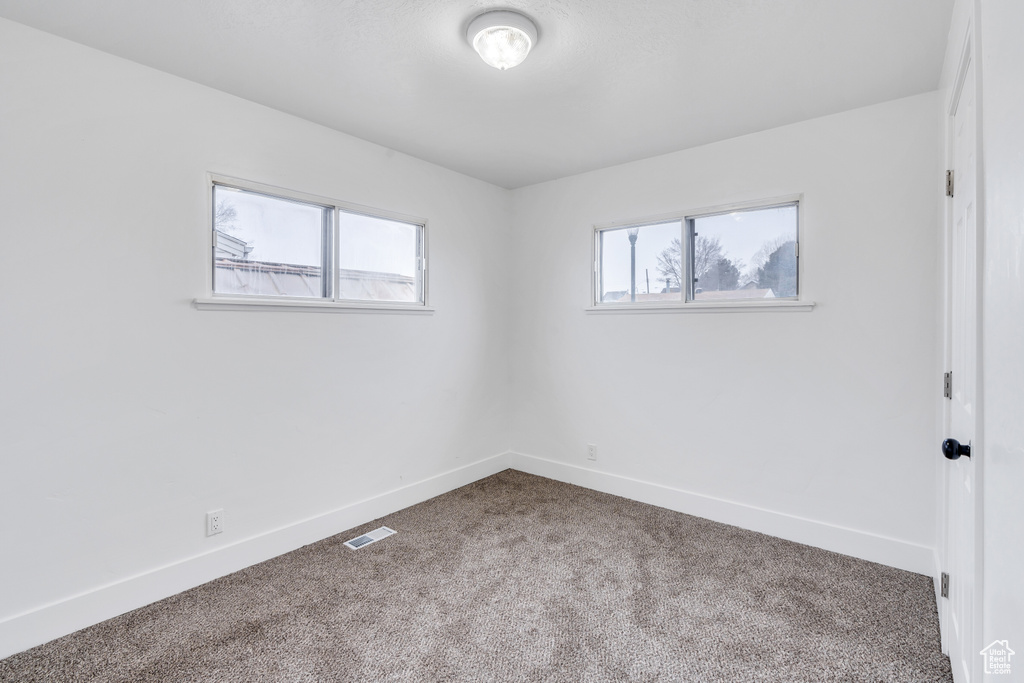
[214, 200, 238, 231]
[656, 238, 683, 288]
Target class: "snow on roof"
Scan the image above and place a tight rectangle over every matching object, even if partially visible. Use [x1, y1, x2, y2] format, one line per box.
[214, 258, 416, 301]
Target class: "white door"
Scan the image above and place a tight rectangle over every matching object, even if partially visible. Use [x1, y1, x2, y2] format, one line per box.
[944, 50, 978, 683]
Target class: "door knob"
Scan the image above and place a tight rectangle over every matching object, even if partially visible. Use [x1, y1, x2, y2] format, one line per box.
[942, 438, 971, 460]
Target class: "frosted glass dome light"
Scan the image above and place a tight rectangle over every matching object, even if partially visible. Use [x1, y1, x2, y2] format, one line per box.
[467, 11, 538, 70]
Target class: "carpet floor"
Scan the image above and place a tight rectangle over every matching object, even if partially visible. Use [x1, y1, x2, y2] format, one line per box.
[0, 470, 952, 682]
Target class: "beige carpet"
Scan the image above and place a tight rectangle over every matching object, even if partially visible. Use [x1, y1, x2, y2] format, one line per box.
[0, 470, 951, 682]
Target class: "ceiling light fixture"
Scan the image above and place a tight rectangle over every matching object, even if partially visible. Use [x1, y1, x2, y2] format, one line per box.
[467, 10, 538, 71]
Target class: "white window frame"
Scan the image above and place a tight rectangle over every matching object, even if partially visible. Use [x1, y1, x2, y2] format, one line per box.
[194, 174, 432, 314]
[588, 195, 813, 313]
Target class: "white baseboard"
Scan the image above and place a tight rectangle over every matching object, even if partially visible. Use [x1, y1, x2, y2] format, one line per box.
[505, 452, 935, 576]
[0, 453, 510, 660]
[1, 451, 937, 660]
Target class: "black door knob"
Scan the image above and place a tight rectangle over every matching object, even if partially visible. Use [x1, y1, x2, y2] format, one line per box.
[943, 438, 971, 460]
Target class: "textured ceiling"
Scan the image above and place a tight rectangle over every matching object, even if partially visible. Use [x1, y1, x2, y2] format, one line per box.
[0, 0, 953, 188]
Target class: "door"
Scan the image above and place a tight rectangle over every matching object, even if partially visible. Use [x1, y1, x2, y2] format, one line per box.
[944, 47, 978, 683]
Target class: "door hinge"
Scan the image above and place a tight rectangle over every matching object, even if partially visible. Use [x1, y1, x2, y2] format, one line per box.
[944, 371, 953, 399]
[941, 572, 949, 598]
[946, 170, 954, 197]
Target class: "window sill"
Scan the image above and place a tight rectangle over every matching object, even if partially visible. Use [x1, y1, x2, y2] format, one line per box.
[585, 300, 815, 314]
[193, 297, 435, 314]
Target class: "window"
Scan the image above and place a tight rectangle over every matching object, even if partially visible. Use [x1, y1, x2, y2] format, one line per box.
[213, 184, 329, 299]
[336, 212, 423, 304]
[594, 199, 800, 307]
[210, 177, 426, 307]
[599, 220, 682, 304]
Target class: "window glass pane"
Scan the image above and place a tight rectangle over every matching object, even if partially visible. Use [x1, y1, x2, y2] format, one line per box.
[599, 220, 682, 303]
[337, 211, 422, 303]
[212, 185, 325, 298]
[691, 204, 798, 301]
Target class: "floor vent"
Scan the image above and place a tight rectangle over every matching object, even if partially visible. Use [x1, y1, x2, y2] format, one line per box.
[344, 526, 396, 550]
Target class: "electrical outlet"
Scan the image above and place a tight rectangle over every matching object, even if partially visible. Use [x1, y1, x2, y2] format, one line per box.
[587, 444, 597, 461]
[206, 509, 224, 536]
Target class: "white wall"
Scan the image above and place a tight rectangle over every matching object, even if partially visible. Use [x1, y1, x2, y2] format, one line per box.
[0, 17, 511, 654]
[508, 93, 942, 566]
[978, 0, 1024, 662]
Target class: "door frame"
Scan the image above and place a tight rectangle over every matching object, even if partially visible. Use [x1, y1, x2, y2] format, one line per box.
[939, 17, 985, 683]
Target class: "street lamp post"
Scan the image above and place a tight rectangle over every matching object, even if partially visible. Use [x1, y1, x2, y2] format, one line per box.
[627, 226, 639, 302]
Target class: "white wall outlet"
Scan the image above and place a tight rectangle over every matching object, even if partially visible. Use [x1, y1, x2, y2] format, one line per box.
[206, 509, 224, 536]
[587, 444, 597, 461]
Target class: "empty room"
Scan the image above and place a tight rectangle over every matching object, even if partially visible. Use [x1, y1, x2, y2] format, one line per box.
[0, 1, 1021, 681]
